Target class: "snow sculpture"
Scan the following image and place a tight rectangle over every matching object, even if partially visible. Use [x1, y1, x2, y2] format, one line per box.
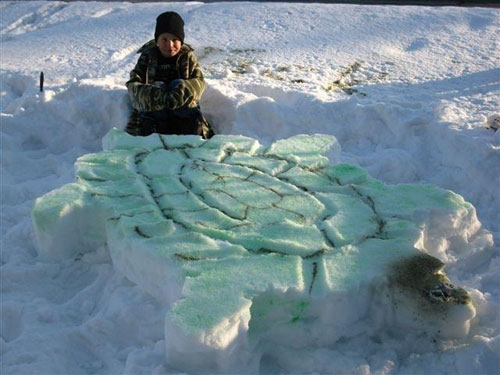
[33, 128, 476, 373]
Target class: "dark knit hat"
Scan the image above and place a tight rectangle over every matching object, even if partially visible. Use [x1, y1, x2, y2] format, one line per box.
[154, 12, 185, 43]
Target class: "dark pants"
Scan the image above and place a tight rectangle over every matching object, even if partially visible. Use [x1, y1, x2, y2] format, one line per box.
[139, 80, 206, 136]
[140, 106, 205, 136]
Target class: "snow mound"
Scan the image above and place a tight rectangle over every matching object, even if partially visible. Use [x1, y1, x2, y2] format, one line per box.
[33, 128, 478, 373]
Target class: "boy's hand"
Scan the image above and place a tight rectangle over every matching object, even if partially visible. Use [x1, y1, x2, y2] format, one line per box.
[127, 79, 195, 112]
[164, 80, 194, 110]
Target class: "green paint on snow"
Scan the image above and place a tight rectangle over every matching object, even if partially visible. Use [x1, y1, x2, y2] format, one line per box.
[32, 128, 475, 343]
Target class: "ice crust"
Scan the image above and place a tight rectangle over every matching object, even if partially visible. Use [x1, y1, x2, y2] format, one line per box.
[33, 128, 477, 373]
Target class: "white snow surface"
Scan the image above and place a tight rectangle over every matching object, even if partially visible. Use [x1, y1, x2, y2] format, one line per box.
[1, 1, 499, 374]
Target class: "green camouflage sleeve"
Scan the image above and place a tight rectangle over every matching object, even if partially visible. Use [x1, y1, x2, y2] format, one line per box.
[176, 50, 206, 108]
[126, 50, 206, 112]
[127, 52, 148, 85]
[127, 82, 171, 112]
[126, 52, 167, 112]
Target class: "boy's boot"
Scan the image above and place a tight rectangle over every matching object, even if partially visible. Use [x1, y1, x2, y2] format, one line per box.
[125, 110, 142, 136]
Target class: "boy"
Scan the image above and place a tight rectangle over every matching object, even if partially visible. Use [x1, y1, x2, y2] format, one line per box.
[126, 11, 213, 138]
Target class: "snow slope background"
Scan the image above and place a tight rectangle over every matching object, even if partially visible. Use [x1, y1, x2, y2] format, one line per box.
[1, 1, 499, 374]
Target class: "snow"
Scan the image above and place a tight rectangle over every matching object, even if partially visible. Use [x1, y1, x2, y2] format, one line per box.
[32, 129, 482, 372]
[1, 1, 499, 374]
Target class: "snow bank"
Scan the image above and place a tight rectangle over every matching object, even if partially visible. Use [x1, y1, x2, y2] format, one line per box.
[33, 129, 482, 373]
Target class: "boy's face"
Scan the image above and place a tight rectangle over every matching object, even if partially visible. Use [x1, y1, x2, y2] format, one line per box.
[157, 32, 182, 58]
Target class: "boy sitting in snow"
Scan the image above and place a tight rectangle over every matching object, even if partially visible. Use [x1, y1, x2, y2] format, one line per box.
[126, 11, 213, 138]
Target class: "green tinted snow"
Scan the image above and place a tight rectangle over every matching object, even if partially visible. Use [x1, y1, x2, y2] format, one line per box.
[32, 183, 88, 232]
[33, 128, 475, 342]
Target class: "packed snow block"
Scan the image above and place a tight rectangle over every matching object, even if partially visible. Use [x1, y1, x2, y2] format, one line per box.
[166, 254, 304, 373]
[265, 133, 339, 169]
[32, 128, 479, 373]
[32, 183, 107, 260]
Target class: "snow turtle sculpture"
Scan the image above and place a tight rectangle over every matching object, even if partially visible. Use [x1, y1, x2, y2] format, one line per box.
[33, 128, 475, 373]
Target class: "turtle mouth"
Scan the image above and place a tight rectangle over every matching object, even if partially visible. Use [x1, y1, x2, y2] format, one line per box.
[424, 282, 470, 304]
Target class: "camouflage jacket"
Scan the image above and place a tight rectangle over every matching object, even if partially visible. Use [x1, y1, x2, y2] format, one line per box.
[126, 41, 205, 112]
